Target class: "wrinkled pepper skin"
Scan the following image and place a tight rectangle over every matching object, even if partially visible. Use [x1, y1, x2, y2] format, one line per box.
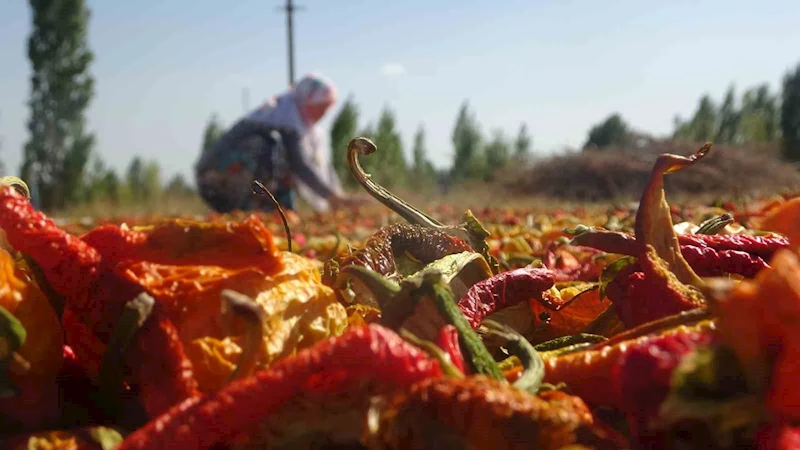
[0, 187, 200, 417]
[81, 216, 283, 271]
[680, 244, 769, 278]
[572, 229, 783, 279]
[677, 233, 789, 260]
[373, 376, 628, 450]
[324, 223, 473, 283]
[613, 326, 715, 447]
[116, 325, 442, 450]
[457, 267, 555, 329]
[543, 320, 715, 409]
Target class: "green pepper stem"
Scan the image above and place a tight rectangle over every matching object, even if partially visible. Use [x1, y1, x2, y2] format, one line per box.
[696, 213, 734, 235]
[482, 319, 544, 394]
[221, 289, 265, 383]
[400, 328, 464, 379]
[98, 292, 155, 412]
[347, 137, 496, 272]
[347, 137, 444, 228]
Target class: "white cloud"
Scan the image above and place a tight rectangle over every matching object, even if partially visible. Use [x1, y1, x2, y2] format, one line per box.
[380, 62, 407, 76]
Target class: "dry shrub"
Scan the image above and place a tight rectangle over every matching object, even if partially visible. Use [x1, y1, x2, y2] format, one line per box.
[502, 140, 800, 202]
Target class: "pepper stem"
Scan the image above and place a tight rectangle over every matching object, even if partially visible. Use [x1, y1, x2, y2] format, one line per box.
[696, 213, 734, 235]
[252, 180, 293, 253]
[347, 137, 497, 272]
[221, 289, 265, 383]
[347, 137, 444, 228]
[399, 329, 464, 378]
[98, 292, 155, 412]
[482, 319, 544, 394]
[0, 177, 31, 200]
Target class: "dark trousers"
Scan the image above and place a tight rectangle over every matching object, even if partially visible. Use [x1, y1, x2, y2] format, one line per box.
[196, 121, 294, 213]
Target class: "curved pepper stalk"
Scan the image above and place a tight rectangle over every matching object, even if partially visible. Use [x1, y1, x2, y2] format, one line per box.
[347, 137, 498, 273]
[565, 145, 723, 327]
[481, 319, 544, 394]
[220, 290, 266, 383]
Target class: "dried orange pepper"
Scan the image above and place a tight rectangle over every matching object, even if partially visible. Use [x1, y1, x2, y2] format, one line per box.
[120, 252, 348, 393]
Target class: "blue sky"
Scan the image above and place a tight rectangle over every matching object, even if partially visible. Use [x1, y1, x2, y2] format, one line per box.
[1, 0, 799, 183]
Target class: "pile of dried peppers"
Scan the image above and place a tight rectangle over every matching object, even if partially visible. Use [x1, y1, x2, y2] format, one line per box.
[0, 139, 798, 450]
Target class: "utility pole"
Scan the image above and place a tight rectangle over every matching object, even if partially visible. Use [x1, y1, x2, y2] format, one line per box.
[280, 0, 303, 87]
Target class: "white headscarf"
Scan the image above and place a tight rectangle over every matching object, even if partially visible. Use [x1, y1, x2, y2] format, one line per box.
[245, 73, 343, 211]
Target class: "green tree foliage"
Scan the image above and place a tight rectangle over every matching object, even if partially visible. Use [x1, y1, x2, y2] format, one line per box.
[329, 97, 358, 186]
[165, 173, 194, 197]
[142, 160, 162, 201]
[715, 86, 740, 144]
[513, 123, 532, 161]
[739, 84, 779, 144]
[21, 0, 95, 210]
[411, 125, 436, 186]
[674, 95, 718, 142]
[584, 113, 629, 149]
[81, 155, 121, 204]
[201, 115, 224, 156]
[361, 107, 407, 188]
[485, 129, 510, 180]
[125, 157, 144, 199]
[451, 102, 486, 181]
[100, 170, 121, 204]
[675, 84, 780, 146]
[83, 156, 106, 201]
[782, 62, 800, 161]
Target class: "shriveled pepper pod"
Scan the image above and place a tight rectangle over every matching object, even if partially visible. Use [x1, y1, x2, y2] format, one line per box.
[115, 324, 442, 450]
[366, 375, 629, 450]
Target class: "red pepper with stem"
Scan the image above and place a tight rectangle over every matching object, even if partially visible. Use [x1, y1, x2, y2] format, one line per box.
[116, 324, 442, 450]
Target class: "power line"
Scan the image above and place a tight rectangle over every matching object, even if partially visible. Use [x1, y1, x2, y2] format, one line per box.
[278, 0, 304, 87]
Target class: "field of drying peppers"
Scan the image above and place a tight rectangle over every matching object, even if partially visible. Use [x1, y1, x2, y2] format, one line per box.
[1, 138, 800, 450]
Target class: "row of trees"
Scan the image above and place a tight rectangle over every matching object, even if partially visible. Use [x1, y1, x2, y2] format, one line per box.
[16, 0, 800, 211]
[327, 99, 532, 189]
[584, 64, 800, 162]
[18, 0, 194, 210]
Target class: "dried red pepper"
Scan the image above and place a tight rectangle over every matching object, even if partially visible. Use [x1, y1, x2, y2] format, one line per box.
[680, 244, 769, 278]
[435, 324, 466, 375]
[756, 423, 800, 450]
[457, 267, 555, 329]
[543, 312, 714, 408]
[613, 325, 715, 446]
[0, 187, 201, 418]
[677, 233, 789, 260]
[370, 375, 628, 450]
[80, 215, 283, 271]
[116, 324, 442, 450]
